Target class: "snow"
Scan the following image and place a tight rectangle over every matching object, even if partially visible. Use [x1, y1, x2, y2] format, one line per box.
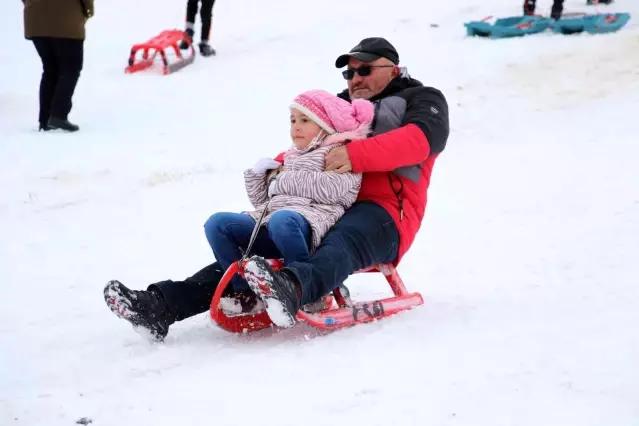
[2, 0, 639, 424]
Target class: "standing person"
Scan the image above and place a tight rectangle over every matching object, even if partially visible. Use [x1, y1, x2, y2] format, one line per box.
[23, 0, 94, 132]
[178, 0, 217, 56]
[524, 0, 565, 19]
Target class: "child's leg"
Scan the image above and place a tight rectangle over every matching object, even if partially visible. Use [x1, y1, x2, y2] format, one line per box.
[266, 210, 312, 265]
[203, 212, 280, 291]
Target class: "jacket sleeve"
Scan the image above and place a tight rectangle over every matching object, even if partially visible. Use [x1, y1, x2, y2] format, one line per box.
[346, 87, 449, 173]
[243, 169, 269, 209]
[79, 0, 94, 17]
[271, 171, 362, 208]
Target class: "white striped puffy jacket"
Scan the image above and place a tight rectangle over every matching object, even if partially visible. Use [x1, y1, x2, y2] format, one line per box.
[243, 126, 368, 251]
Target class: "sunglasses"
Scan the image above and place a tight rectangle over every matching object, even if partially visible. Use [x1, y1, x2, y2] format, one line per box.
[342, 65, 395, 80]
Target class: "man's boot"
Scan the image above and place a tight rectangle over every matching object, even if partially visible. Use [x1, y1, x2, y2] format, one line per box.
[104, 280, 175, 342]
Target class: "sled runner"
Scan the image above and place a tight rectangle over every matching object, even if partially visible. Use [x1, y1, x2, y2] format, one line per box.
[464, 15, 553, 38]
[210, 259, 424, 333]
[125, 30, 196, 75]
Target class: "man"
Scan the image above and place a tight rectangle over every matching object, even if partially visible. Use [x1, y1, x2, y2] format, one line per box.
[178, 0, 217, 56]
[23, 0, 94, 132]
[523, 0, 564, 19]
[104, 37, 449, 340]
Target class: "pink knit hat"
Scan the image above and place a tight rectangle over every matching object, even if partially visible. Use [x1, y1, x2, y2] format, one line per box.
[290, 90, 374, 136]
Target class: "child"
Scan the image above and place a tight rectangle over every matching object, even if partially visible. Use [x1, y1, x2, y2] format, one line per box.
[203, 89, 374, 315]
[179, 0, 216, 56]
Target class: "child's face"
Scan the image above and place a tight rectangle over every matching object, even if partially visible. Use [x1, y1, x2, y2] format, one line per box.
[290, 109, 323, 150]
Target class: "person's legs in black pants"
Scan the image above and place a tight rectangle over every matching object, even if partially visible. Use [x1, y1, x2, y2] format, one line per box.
[149, 262, 226, 322]
[551, 0, 564, 19]
[49, 38, 83, 126]
[31, 37, 58, 130]
[184, 0, 199, 41]
[197, 0, 216, 56]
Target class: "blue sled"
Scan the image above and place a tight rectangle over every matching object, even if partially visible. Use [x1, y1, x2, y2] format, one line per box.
[465, 16, 554, 39]
[552, 13, 631, 35]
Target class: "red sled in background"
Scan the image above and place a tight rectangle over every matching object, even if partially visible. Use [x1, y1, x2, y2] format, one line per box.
[210, 258, 424, 333]
[125, 29, 195, 75]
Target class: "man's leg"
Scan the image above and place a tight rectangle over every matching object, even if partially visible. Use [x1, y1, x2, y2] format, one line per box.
[287, 202, 399, 305]
[48, 38, 83, 131]
[31, 37, 58, 130]
[244, 202, 399, 327]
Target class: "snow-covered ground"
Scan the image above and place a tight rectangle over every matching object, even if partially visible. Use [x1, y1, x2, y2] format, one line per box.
[2, 0, 638, 424]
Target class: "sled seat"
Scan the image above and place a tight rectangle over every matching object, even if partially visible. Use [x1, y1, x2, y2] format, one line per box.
[210, 259, 424, 333]
[125, 29, 195, 75]
[465, 15, 553, 38]
[552, 13, 631, 35]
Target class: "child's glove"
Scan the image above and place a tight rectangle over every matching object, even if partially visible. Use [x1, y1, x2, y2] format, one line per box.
[267, 177, 278, 198]
[251, 158, 281, 174]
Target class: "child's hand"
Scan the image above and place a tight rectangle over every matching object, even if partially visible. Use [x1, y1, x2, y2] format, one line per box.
[252, 158, 281, 174]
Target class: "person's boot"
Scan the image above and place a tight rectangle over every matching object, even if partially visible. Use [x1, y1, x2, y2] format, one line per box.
[39, 122, 51, 131]
[48, 117, 79, 132]
[219, 289, 265, 316]
[179, 28, 195, 50]
[104, 280, 174, 342]
[199, 41, 216, 57]
[244, 256, 301, 328]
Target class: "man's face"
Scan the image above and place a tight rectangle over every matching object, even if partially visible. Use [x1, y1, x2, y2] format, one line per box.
[346, 57, 398, 100]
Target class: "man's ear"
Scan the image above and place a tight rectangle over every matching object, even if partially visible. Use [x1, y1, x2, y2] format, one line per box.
[392, 66, 400, 78]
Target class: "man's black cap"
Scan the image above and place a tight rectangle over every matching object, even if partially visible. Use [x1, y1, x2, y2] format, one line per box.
[335, 37, 400, 68]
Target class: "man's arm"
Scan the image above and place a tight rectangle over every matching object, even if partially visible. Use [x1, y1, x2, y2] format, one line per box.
[346, 87, 449, 173]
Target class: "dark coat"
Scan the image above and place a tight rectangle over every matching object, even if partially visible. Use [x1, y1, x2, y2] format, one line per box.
[24, 0, 94, 40]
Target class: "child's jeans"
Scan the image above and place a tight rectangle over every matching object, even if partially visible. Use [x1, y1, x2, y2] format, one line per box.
[204, 210, 312, 292]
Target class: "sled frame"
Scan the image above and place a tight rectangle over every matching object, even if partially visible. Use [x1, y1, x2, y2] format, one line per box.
[210, 259, 424, 333]
[125, 29, 196, 75]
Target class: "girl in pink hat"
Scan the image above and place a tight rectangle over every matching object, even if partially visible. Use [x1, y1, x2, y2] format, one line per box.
[204, 90, 374, 314]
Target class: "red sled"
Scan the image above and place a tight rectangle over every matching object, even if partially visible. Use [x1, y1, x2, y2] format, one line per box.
[210, 259, 424, 333]
[125, 29, 195, 75]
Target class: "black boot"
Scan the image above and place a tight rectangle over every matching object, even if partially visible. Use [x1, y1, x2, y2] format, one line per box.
[48, 117, 79, 132]
[244, 256, 301, 328]
[199, 41, 216, 57]
[179, 28, 195, 50]
[104, 280, 175, 341]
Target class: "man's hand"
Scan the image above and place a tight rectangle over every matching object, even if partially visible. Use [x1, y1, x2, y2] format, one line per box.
[325, 146, 352, 173]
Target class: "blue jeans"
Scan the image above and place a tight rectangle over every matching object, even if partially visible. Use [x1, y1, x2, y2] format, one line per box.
[285, 202, 399, 305]
[204, 210, 312, 291]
